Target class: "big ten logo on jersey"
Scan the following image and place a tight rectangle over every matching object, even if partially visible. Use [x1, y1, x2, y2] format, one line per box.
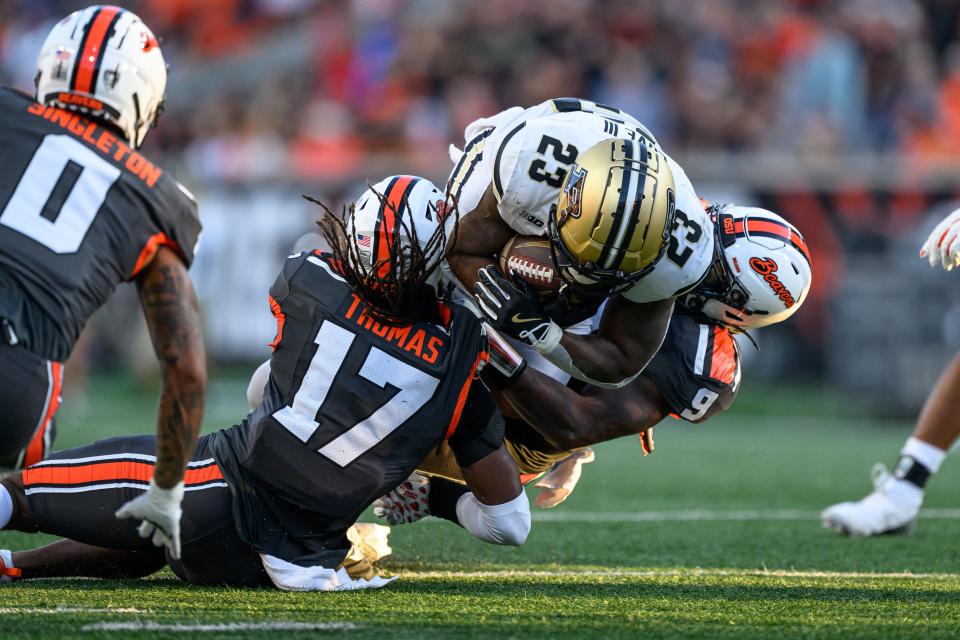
[26, 101, 162, 187]
[340, 293, 448, 366]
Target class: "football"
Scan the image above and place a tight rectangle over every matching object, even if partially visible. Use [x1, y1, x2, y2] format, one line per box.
[498, 235, 563, 300]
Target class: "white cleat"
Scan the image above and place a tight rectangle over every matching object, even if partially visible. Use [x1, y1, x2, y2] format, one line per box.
[821, 464, 921, 537]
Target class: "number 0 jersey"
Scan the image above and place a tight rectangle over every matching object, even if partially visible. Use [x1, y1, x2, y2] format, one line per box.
[447, 98, 713, 302]
[0, 88, 201, 361]
[209, 252, 500, 568]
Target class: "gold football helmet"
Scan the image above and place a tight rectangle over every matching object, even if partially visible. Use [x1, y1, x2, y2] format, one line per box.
[549, 138, 676, 292]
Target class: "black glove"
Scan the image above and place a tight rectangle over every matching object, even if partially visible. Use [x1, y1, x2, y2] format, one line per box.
[543, 285, 606, 328]
[474, 266, 557, 346]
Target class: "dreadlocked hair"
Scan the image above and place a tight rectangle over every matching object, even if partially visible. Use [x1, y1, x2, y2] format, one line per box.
[304, 188, 457, 326]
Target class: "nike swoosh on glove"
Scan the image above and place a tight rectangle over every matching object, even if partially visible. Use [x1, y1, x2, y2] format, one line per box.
[920, 208, 960, 271]
[474, 265, 560, 347]
[115, 479, 184, 559]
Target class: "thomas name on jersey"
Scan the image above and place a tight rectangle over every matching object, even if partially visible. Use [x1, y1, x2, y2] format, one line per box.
[341, 293, 448, 366]
[25, 101, 162, 188]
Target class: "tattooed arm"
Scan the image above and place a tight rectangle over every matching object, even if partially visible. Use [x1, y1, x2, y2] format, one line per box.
[135, 246, 207, 487]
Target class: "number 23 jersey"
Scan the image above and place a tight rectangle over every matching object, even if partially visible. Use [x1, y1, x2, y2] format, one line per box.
[448, 98, 713, 302]
[0, 88, 201, 362]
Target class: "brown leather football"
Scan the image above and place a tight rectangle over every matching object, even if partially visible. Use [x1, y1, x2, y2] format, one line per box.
[498, 235, 563, 300]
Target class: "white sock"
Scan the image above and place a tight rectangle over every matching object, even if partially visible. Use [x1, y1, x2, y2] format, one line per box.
[0, 485, 12, 530]
[901, 436, 947, 474]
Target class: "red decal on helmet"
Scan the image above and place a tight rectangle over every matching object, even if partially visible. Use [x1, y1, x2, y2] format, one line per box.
[71, 6, 123, 94]
[749, 257, 795, 308]
[141, 30, 159, 52]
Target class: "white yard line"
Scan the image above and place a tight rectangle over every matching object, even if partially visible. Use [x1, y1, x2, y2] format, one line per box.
[0, 607, 148, 614]
[529, 508, 960, 523]
[407, 568, 960, 580]
[81, 622, 358, 632]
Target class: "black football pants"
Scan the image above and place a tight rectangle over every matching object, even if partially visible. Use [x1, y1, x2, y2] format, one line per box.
[0, 343, 61, 471]
[11, 434, 271, 586]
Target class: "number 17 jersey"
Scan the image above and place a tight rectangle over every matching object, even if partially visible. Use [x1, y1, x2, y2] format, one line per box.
[209, 252, 498, 568]
[0, 88, 201, 362]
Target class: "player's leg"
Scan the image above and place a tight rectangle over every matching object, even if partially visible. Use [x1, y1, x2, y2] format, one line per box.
[10, 539, 165, 580]
[0, 433, 234, 580]
[0, 343, 63, 472]
[822, 351, 960, 536]
[0, 435, 170, 548]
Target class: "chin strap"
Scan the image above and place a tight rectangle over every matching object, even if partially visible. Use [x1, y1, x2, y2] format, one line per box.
[533, 323, 640, 389]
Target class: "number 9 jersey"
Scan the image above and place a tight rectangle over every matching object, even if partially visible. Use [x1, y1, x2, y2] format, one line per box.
[0, 88, 201, 362]
[447, 98, 713, 302]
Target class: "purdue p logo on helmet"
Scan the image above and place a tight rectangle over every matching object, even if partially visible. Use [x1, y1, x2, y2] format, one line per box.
[550, 138, 676, 292]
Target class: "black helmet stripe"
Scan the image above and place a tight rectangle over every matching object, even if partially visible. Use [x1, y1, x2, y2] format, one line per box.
[613, 140, 651, 271]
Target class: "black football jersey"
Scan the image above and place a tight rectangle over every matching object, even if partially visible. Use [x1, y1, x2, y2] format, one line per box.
[209, 252, 499, 568]
[0, 88, 201, 361]
[642, 311, 741, 424]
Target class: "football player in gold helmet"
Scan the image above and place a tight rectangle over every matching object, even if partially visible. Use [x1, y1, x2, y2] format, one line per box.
[446, 99, 714, 390]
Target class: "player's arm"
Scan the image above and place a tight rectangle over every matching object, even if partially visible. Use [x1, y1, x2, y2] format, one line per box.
[445, 185, 516, 290]
[137, 247, 206, 486]
[499, 364, 670, 451]
[546, 295, 674, 387]
[475, 263, 675, 387]
[375, 382, 530, 546]
[115, 247, 206, 559]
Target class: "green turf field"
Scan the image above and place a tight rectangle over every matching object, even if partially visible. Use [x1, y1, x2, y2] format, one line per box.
[2, 374, 959, 639]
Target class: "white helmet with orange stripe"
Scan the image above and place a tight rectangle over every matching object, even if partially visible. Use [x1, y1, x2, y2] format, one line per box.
[680, 204, 812, 330]
[35, 5, 166, 149]
[349, 175, 450, 290]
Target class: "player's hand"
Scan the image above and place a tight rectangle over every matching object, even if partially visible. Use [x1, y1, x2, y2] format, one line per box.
[534, 449, 595, 508]
[543, 284, 606, 327]
[474, 266, 560, 347]
[373, 473, 431, 525]
[640, 427, 655, 456]
[115, 479, 184, 559]
[920, 208, 960, 271]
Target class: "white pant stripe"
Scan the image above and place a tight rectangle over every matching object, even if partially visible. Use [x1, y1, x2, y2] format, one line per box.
[24, 481, 228, 495]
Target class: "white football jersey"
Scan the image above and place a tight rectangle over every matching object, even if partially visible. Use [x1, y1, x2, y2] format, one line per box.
[447, 98, 714, 303]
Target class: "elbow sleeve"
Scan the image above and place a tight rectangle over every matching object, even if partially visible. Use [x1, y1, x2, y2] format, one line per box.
[455, 490, 531, 546]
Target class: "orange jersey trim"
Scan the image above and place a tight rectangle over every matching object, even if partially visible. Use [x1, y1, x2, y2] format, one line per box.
[444, 350, 489, 440]
[23, 362, 62, 467]
[268, 295, 285, 351]
[22, 460, 223, 487]
[130, 233, 184, 279]
[708, 327, 737, 385]
[72, 6, 123, 94]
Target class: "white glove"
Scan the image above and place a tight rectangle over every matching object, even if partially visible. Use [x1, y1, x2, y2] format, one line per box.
[260, 554, 397, 591]
[920, 208, 960, 271]
[372, 473, 431, 525]
[115, 479, 184, 559]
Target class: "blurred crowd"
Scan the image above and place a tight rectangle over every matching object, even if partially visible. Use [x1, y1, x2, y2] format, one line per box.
[4, 0, 960, 184]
